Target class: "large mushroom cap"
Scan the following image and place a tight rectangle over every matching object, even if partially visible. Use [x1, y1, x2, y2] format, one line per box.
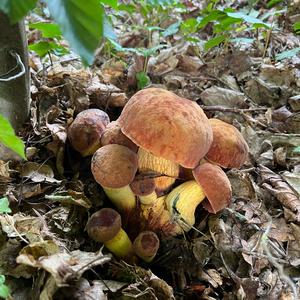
[118, 88, 213, 169]
[192, 163, 232, 213]
[91, 144, 138, 188]
[206, 119, 249, 169]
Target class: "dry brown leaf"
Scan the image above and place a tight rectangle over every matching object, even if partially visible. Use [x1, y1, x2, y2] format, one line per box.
[259, 165, 300, 222]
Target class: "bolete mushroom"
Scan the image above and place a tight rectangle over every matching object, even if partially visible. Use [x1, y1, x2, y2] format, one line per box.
[206, 118, 249, 169]
[91, 144, 138, 212]
[101, 120, 138, 152]
[166, 163, 232, 232]
[130, 176, 157, 205]
[133, 231, 160, 262]
[68, 108, 110, 156]
[118, 88, 213, 169]
[86, 208, 134, 261]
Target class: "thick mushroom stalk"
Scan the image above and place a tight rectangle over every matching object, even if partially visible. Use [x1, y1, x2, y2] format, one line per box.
[118, 88, 213, 169]
[130, 176, 157, 205]
[91, 144, 138, 212]
[133, 231, 160, 262]
[138, 148, 179, 193]
[68, 109, 110, 157]
[165, 180, 206, 232]
[206, 118, 249, 169]
[101, 120, 138, 152]
[166, 163, 232, 233]
[86, 208, 134, 261]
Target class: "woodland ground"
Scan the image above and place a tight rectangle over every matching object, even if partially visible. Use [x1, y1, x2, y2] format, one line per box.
[0, 1, 300, 299]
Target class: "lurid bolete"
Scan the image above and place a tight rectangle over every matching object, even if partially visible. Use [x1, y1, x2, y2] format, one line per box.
[166, 163, 232, 233]
[118, 88, 213, 169]
[91, 144, 138, 212]
[206, 118, 249, 169]
[86, 208, 134, 261]
[68, 109, 110, 156]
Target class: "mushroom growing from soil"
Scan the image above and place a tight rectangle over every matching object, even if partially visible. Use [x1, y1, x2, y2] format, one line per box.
[206, 118, 249, 169]
[118, 88, 213, 169]
[68, 108, 110, 156]
[86, 208, 134, 261]
[91, 144, 138, 212]
[166, 163, 232, 232]
[133, 231, 160, 262]
[101, 120, 138, 152]
[130, 176, 157, 205]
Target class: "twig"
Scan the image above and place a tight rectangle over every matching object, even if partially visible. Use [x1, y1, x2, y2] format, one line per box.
[201, 105, 268, 113]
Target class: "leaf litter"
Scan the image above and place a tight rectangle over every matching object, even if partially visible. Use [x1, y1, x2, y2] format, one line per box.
[1, 1, 300, 299]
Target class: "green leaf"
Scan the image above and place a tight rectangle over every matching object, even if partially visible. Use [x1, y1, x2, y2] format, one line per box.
[29, 22, 62, 38]
[293, 146, 300, 154]
[100, 0, 118, 9]
[0, 114, 25, 159]
[0, 275, 9, 299]
[136, 71, 151, 90]
[0, 197, 11, 214]
[293, 22, 300, 33]
[204, 35, 226, 50]
[267, 0, 284, 8]
[0, 0, 37, 23]
[29, 41, 69, 57]
[45, 0, 104, 65]
[275, 47, 300, 61]
[163, 21, 181, 37]
[226, 11, 270, 28]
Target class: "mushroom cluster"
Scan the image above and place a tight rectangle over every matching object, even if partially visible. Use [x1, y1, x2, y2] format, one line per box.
[68, 88, 249, 262]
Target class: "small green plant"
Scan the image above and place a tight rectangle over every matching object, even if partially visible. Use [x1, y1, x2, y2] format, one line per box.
[0, 275, 10, 299]
[0, 197, 11, 214]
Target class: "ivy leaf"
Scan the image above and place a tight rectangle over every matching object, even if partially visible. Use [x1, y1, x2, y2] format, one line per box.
[0, 197, 12, 214]
[0, 114, 25, 159]
[204, 35, 226, 50]
[29, 22, 62, 38]
[45, 0, 104, 65]
[275, 47, 300, 61]
[0, 0, 37, 23]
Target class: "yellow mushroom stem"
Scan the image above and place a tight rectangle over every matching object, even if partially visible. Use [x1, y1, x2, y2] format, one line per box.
[165, 180, 206, 232]
[103, 185, 136, 212]
[138, 148, 179, 192]
[138, 191, 157, 205]
[105, 228, 134, 259]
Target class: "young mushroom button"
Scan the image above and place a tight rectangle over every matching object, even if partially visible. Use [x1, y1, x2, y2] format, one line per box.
[91, 144, 138, 212]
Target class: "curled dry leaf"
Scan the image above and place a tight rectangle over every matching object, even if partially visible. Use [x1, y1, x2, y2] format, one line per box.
[259, 165, 300, 222]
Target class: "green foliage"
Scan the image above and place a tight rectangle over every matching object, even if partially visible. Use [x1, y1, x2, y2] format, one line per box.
[0, 275, 10, 299]
[294, 22, 300, 34]
[0, 115, 25, 159]
[275, 47, 300, 61]
[136, 71, 151, 90]
[204, 34, 226, 50]
[29, 41, 69, 57]
[45, 0, 104, 65]
[0, 0, 37, 23]
[29, 22, 62, 38]
[0, 197, 12, 214]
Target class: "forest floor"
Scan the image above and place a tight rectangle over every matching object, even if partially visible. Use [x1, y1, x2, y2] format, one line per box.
[1, 1, 300, 299]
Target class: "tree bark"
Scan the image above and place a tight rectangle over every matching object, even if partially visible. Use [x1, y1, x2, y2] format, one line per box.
[0, 11, 30, 130]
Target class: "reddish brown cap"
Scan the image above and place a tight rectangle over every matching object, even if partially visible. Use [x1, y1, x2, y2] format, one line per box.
[86, 208, 121, 242]
[91, 144, 138, 188]
[68, 109, 110, 156]
[118, 88, 213, 168]
[133, 231, 160, 260]
[192, 163, 232, 213]
[101, 120, 138, 152]
[130, 176, 156, 196]
[206, 119, 249, 169]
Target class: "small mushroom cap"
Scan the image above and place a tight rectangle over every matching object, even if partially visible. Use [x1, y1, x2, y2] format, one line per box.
[133, 231, 160, 259]
[68, 109, 110, 156]
[130, 176, 156, 196]
[86, 208, 121, 242]
[119, 88, 213, 168]
[192, 163, 232, 213]
[91, 144, 138, 188]
[101, 120, 138, 152]
[206, 119, 249, 169]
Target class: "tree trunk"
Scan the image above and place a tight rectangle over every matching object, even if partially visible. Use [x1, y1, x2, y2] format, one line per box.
[0, 11, 30, 130]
